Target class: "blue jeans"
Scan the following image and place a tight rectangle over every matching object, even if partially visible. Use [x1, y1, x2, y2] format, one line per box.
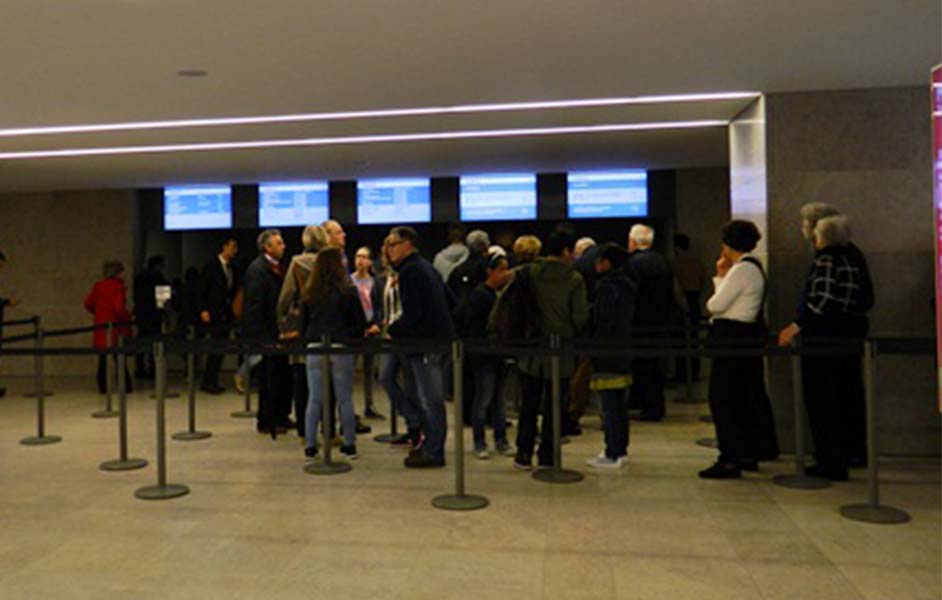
[599, 388, 629, 459]
[407, 354, 446, 461]
[472, 359, 507, 450]
[378, 353, 425, 431]
[305, 351, 356, 450]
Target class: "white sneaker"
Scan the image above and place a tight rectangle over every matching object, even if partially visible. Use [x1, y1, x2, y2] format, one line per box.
[586, 455, 623, 470]
[475, 448, 490, 460]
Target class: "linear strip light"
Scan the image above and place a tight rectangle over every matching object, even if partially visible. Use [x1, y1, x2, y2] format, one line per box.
[0, 92, 759, 138]
[0, 120, 728, 160]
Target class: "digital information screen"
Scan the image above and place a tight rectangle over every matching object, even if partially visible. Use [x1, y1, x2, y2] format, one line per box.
[258, 182, 330, 227]
[356, 178, 431, 225]
[164, 186, 232, 230]
[931, 64, 942, 408]
[459, 174, 537, 222]
[567, 170, 648, 218]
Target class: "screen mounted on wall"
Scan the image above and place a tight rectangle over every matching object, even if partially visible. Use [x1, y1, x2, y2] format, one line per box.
[356, 178, 431, 225]
[258, 182, 329, 227]
[459, 174, 537, 222]
[567, 170, 648, 219]
[163, 185, 232, 230]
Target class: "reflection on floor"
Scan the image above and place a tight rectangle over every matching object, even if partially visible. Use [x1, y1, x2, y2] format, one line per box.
[0, 375, 938, 600]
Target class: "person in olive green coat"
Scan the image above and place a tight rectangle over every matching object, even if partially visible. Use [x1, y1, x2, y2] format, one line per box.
[513, 230, 589, 470]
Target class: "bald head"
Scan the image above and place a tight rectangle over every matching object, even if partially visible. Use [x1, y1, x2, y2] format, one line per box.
[322, 220, 346, 249]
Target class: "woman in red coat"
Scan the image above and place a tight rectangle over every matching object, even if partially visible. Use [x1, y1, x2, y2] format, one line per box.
[84, 260, 133, 394]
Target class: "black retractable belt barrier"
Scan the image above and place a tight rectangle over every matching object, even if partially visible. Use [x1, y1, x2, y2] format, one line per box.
[433, 340, 489, 511]
[533, 334, 583, 484]
[305, 335, 352, 475]
[173, 326, 212, 441]
[135, 341, 190, 500]
[19, 327, 62, 446]
[1, 316, 39, 327]
[23, 316, 54, 398]
[100, 338, 148, 471]
[840, 340, 911, 524]
[92, 322, 119, 418]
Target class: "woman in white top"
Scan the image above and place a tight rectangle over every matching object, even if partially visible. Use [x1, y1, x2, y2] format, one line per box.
[699, 220, 779, 479]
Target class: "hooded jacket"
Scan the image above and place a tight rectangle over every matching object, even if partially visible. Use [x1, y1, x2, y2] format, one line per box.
[433, 243, 470, 282]
[589, 267, 637, 374]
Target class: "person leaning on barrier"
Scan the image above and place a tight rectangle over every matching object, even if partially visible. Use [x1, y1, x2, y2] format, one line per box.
[585, 243, 637, 470]
[385, 226, 456, 468]
[351, 245, 386, 419]
[299, 247, 367, 462]
[699, 221, 779, 479]
[276, 225, 328, 438]
[513, 230, 589, 471]
[84, 260, 134, 395]
[198, 237, 239, 395]
[778, 215, 872, 481]
[0, 251, 20, 398]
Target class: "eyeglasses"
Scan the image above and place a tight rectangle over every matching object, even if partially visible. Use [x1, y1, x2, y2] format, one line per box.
[386, 240, 406, 247]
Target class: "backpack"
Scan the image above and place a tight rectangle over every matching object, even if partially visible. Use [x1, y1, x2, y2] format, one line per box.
[489, 266, 541, 341]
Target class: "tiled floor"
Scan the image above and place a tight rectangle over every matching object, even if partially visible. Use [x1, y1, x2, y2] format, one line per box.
[0, 374, 938, 599]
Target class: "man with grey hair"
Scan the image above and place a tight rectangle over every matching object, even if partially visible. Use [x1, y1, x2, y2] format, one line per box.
[779, 213, 874, 480]
[244, 228, 293, 436]
[625, 223, 673, 421]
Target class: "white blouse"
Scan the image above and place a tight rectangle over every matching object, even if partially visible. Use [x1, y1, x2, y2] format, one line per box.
[706, 255, 765, 323]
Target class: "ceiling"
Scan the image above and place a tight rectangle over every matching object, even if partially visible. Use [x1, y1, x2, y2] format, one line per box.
[0, 0, 938, 192]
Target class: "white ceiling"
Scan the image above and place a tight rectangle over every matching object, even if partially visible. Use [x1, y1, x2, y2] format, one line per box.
[0, 0, 938, 192]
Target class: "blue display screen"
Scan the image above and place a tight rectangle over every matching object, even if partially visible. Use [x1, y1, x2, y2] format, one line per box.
[567, 170, 648, 219]
[357, 178, 431, 225]
[459, 174, 536, 222]
[258, 182, 329, 227]
[164, 186, 232, 230]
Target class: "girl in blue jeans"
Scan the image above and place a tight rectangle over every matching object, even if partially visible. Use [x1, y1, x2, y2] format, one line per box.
[299, 247, 367, 461]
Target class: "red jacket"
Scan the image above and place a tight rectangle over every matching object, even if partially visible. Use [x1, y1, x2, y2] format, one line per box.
[84, 277, 133, 348]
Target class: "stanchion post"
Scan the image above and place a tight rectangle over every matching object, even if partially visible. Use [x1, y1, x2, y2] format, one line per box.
[20, 327, 62, 446]
[374, 346, 400, 443]
[23, 316, 54, 398]
[135, 341, 190, 500]
[773, 338, 830, 490]
[840, 340, 911, 524]
[433, 340, 489, 510]
[533, 335, 583, 484]
[305, 334, 351, 475]
[92, 322, 118, 418]
[101, 337, 148, 471]
[232, 352, 257, 418]
[676, 319, 704, 404]
[173, 326, 212, 441]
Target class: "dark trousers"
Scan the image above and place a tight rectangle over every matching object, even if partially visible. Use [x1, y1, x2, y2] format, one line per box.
[135, 320, 161, 377]
[97, 355, 133, 395]
[291, 362, 308, 437]
[629, 357, 665, 419]
[803, 352, 865, 473]
[515, 372, 569, 467]
[200, 324, 229, 389]
[707, 320, 778, 464]
[568, 358, 592, 426]
[258, 355, 292, 428]
[600, 388, 629, 458]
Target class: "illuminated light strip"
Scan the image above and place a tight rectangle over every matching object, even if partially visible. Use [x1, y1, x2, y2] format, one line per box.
[0, 93, 759, 138]
[0, 120, 728, 161]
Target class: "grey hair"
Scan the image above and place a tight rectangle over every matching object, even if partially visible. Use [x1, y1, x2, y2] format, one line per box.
[800, 202, 840, 238]
[814, 215, 851, 247]
[466, 229, 491, 254]
[628, 224, 654, 248]
[257, 228, 282, 251]
[574, 237, 596, 256]
[301, 225, 328, 252]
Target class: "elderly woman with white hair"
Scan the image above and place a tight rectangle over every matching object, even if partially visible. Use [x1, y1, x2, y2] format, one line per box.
[778, 213, 873, 481]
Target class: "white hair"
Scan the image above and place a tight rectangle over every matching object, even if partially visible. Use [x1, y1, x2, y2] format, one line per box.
[628, 224, 654, 248]
[487, 245, 507, 257]
[814, 215, 851, 247]
[574, 237, 596, 257]
[466, 229, 491, 254]
[800, 202, 840, 239]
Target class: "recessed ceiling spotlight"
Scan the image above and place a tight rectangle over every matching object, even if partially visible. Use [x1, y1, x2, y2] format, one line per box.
[177, 69, 208, 78]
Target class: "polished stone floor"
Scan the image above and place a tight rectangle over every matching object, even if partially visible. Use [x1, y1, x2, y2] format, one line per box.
[0, 374, 938, 600]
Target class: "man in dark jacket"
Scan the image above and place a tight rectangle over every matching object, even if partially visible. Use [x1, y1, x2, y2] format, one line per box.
[243, 229, 292, 435]
[586, 243, 637, 469]
[386, 226, 456, 468]
[625, 224, 673, 421]
[199, 237, 239, 394]
[133, 255, 168, 379]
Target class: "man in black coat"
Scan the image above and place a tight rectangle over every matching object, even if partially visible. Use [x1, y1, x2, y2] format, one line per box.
[243, 229, 292, 435]
[133, 256, 168, 379]
[625, 224, 673, 421]
[198, 238, 239, 394]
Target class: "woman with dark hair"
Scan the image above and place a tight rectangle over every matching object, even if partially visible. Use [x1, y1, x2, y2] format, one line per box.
[84, 260, 134, 395]
[300, 247, 367, 462]
[699, 220, 778, 479]
[351, 245, 386, 419]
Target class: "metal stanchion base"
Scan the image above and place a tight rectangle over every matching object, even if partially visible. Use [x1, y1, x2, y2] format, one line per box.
[696, 437, 718, 448]
[699, 415, 713, 424]
[772, 473, 831, 490]
[172, 430, 212, 441]
[20, 435, 62, 446]
[432, 494, 490, 511]
[100, 458, 148, 471]
[532, 468, 584, 484]
[373, 433, 397, 443]
[304, 461, 352, 475]
[840, 503, 911, 524]
[23, 391, 54, 398]
[91, 409, 119, 419]
[231, 410, 257, 419]
[135, 484, 190, 500]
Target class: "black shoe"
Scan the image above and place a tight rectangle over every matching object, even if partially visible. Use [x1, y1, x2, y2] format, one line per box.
[339, 445, 359, 460]
[256, 424, 288, 435]
[389, 433, 412, 446]
[278, 419, 297, 430]
[355, 417, 372, 434]
[806, 464, 849, 481]
[404, 452, 445, 468]
[631, 413, 664, 422]
[698, 462, 742, 479]
[0, 387, 5, 398]
[199, 384, 224, 395]
[364, 408, 386, 420]
[304, 446, 318, 460]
